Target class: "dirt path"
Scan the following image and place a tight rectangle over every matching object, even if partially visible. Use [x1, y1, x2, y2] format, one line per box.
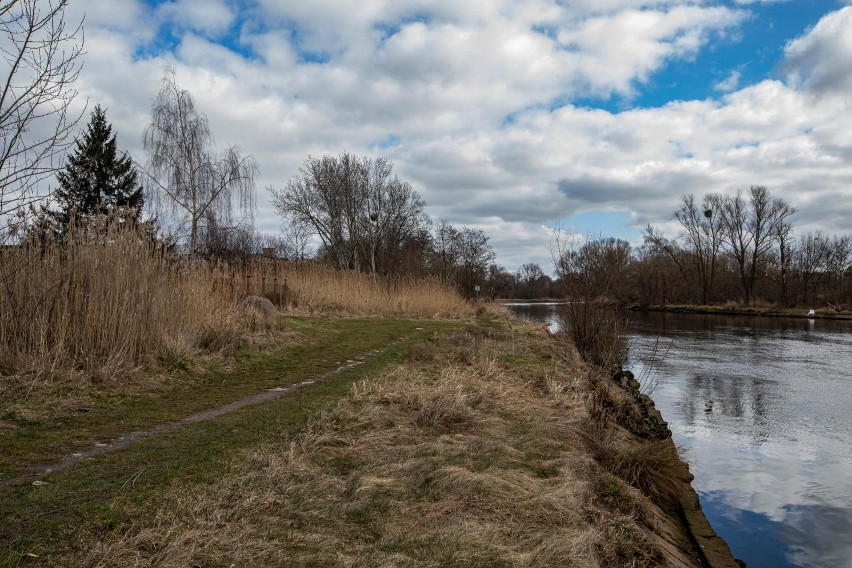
[1, 341, 402, 492]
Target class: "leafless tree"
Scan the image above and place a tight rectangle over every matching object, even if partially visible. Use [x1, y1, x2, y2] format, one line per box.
[717, 186, 795, 304]
[518, 262, 544, 285]
[0, 0, 84, 231]
[362, 158, 427, 274]
[644, 194, 724, 304]
[271, 153, 428, 273]
[142, 67, 257, 256]
[827, 235, 852, 306]
[793, 231, 831, 305]
[555, 234, 632, 301]
[428, 219, 494, 296]
[774, 216, 794, 305]
[675, 194, 724, 304]
[280, 215, 313, 261]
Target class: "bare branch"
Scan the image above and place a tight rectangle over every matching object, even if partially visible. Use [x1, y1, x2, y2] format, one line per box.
[0, 0, 85, 231]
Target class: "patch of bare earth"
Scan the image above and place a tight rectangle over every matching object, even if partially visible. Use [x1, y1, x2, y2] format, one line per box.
[77, 321, 702, 567]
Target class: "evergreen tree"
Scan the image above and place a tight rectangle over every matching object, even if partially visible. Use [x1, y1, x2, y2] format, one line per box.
[47, 105, 144, 230]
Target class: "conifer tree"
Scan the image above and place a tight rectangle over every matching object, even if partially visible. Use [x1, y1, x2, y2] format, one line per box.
[47, 105, 144, 230]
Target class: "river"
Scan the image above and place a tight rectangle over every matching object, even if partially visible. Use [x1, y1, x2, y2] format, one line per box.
[505, 303, 852, 568]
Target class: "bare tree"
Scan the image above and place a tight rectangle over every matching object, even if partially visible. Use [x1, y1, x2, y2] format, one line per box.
[718, 186, 795, 304]
[280, 215, 313, 261]
[827, 235, 852, 306]
[0, 0, 84, 229]
[361, 158, 427, 274]
[643, 194, 724, 304]
[142, 68, 257, 256]
[774, 216, 793, 305]
[428, 219, 494, 296]
[793, 231, 831, 305]
[271, 153, 428, 273]
[518, 262, 544, 285]
[557, 236, 632, 301]
[674, 194, 724, 304]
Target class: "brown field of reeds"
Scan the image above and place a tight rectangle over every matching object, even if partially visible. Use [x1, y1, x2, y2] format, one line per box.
[0, 222, 472, 387]
[68, 318, 702, 567]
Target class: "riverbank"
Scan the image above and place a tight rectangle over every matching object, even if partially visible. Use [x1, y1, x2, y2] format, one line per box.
[1, 311, 738, 566]
[632, 303, 852, 321]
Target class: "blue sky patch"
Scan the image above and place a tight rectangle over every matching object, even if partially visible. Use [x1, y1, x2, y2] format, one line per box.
[369, 134, 402, 151]
[578, 1, 836, 111]
[553, 211, 640, 244]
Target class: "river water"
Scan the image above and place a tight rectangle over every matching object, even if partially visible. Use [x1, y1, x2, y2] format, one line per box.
[505, 303, 852, 568]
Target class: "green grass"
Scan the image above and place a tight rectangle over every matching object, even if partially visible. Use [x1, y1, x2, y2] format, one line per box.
[0, 317, 461, 566]
[0, 317, 452, 479]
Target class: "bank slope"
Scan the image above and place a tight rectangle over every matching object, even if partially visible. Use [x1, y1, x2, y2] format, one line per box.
[38, 318, 736, 566]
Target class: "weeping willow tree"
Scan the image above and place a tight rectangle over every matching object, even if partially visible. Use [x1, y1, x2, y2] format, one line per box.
[142, 68, 257, 256]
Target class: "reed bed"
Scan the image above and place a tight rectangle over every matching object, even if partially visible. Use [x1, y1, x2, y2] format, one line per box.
[214, 259, 473, 318]
[0, 221, 471, 385]
[0, 226, 236, 381]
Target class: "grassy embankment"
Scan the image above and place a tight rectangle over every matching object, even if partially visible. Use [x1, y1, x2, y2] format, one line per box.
[1, 227, 718, 566]
[0, 224, 469, 473]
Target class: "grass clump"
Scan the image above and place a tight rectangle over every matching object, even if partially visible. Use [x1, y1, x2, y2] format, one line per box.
[48, 318, 696, 567]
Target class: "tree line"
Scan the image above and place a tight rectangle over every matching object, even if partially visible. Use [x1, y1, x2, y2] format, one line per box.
[2, 2, 849, 307]
[546, 187, 851, 308]
[478, 186, 851, 307]
[0, 1, 495, 297]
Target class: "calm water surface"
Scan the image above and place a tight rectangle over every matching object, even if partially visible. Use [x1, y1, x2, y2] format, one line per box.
[507, 303, 852, 568]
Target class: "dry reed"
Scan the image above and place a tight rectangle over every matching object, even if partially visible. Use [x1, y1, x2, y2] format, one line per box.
[217, 259, 473, 318]
[0, 221, 239, 381]
[0, 220, 471, 386]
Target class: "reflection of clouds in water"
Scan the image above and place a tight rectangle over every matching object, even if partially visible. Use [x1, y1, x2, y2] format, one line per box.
[626, 312, 852, 568]
[700, 494, 795, 568]
[508, 306, 852, 567]
[782, 503, 852, 568]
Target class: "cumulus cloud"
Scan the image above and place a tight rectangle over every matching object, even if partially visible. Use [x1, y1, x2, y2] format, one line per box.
[155, 0, 237, 37]
[783, 6, 852, 94]
[714, 69, 742, 92]
[51, 1, 852, 270]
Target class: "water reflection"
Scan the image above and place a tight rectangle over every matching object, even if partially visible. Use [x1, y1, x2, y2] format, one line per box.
[504, 302, 563, 333]
[628, 313, 852, 568]
[504, 304, 852, 568]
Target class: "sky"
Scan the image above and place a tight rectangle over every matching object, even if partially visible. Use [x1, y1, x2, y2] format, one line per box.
[59, 0, 852, 272]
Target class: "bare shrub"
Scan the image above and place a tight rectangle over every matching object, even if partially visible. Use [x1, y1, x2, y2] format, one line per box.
[556, 303, 627, 371]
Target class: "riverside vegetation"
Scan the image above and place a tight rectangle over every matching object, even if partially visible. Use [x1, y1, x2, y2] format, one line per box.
[0, 224, 719, 567]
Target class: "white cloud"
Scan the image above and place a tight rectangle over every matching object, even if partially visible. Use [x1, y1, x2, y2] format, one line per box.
[156, 0, 237, 37]
[53, 2, 852, 271]
[783, 6, 852, 94]
[714, 69, 741, 92]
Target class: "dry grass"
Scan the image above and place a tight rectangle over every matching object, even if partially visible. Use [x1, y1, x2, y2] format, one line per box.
[0, 224, 245, 383]
[221, 259, 474, 319]
[0, 223, 470, 386]
[71, 321, 694, 567]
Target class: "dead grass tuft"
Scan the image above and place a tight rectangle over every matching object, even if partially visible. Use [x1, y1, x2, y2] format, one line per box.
[65, 320, 699, 567]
